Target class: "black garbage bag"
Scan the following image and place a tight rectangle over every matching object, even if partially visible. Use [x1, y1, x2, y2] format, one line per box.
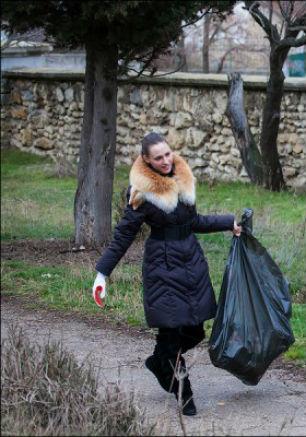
[208, 208, 295, 386]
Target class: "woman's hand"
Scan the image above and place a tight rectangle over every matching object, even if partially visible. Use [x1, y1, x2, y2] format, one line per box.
[92, 272, 106, 308]
[233, 220, 242, 237]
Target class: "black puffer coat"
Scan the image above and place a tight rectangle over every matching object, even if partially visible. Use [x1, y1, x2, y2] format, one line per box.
[96, 153, 234, 328]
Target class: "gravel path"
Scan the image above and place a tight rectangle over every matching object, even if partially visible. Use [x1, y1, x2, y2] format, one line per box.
[1, 298, 306, 436]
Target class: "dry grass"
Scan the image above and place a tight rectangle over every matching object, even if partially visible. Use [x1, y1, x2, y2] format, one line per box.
[1, 324, 154, 436]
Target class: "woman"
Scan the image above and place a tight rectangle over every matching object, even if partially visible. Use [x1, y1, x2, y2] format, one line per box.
[93, 132, 241, 416]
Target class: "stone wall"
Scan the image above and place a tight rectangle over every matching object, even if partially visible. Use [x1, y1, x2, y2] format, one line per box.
[1, 70, 306, 189]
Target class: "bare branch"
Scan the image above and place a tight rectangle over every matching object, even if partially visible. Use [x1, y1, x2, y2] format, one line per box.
[209, 20, 223, 43]
[288, 25, 306, 31]
[145, 62, 189, 77]
[217, 44, 268, 73]
[181, 9, 211, 30]
[269, 1, 273, 26]
[279, 17, 285, 39]
[276, 33, 306, 49]
[119, 46, 159, 78]
[217, 46, 238, 73]
[245, 1, 280, 43]
[277, 1, 290, 37]
[288, 0, 294, 22]
[246, 1, 270, 30]
[121, 45, 190, 79]
[210, 20, 237, 44]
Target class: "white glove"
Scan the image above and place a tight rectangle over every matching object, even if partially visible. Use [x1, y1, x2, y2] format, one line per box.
[92, 272, 106, 308]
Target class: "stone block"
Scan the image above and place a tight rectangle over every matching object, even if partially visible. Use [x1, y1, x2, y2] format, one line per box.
[11, 106, 27, 119]
[174, 112, 193, 129]
[210, 143, 220, 152]
[130, 88, 143, 107]
[166, 127, 185, 149]
[139, 112, 147, 125]
[34, 137, 54, 150]
[11, 90, 22, 104]
[64, 87, 74, 102]
[211, 153, 219, 164]
[45, 126, 54, 135]
[186, 127, 206, 149]
[283, 166, 297, 177]
[21, 90, 33, 101]
[288, 133, 298, 144]
[162, 93, 177, 112]
[11, 138, 22, 148]
[293, 144, 303, 154]
[212, 113, 223, 124]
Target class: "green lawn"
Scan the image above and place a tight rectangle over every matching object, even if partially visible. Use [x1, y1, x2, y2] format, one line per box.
[1, 148, 306, 364]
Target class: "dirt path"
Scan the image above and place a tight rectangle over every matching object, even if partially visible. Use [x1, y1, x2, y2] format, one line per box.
[1, 298, 306, 436]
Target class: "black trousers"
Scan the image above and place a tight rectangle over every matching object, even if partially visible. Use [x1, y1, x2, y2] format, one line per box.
[152, 323, 205, 388]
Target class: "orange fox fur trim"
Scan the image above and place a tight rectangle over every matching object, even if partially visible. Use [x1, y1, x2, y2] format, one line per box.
[129, 153, 196, 213]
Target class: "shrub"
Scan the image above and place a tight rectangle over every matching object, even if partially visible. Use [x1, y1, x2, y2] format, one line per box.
[1, 324, 154, 436]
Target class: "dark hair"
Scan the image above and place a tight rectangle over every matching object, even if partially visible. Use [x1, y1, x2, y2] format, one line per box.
[141, 132, 166, 156]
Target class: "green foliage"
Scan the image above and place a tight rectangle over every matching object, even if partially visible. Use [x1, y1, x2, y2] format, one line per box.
[2, 0, 234, 69]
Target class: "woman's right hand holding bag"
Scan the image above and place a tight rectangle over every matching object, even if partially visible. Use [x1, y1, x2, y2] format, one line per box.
[92, 272, 106, 308]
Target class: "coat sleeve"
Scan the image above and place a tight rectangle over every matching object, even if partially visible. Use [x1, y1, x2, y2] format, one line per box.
[191, 211, 235, 234]
[95, 186, 146, 276]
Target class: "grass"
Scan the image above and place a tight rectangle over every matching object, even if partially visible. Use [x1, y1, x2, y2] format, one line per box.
[1, 149, 129, 240]
[1, 259, 146, 327]
[1, 148, 306, 363]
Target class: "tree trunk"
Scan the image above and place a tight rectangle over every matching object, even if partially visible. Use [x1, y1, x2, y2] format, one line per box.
[226, 72, 264, 184]
[202, 15, 210, 73]
[74, 42, 118, 248]
[259, 47, 289, 191]
[177, 35, 188, 72]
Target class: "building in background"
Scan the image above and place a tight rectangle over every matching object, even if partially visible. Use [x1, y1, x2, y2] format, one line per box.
[154, 2, 305, 77]
[287, 46, 306, 77]
[1, 3, 305, 77]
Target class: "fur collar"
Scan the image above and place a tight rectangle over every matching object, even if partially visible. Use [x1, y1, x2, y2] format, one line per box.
[129, 153, 196, 213]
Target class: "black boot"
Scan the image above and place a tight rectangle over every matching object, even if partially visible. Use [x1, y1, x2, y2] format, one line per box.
[174, 358, 197, 416]
[145, 355, 178, 393]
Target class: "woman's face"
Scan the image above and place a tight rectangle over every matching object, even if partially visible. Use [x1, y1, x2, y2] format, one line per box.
[143, 141, 174, 175]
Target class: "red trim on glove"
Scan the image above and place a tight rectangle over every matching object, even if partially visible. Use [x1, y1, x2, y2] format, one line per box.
[94, 285, 105, 308]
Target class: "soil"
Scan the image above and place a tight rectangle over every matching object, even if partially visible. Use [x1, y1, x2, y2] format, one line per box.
[1, 238, 144, 266]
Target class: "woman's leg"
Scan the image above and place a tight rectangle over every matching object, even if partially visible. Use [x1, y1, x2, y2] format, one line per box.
[149, 327, 181, 393]
[179, 323, 205, 354]
[146, 327, 197, 415]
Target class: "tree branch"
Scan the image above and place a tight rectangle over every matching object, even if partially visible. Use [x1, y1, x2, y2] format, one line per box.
[181, 9, 211, 30]
[269, 1, 273, 26]
[209, 19, 222, 43]
[209, 20, 236, 44]
[276, 34, 306, 50]
[245, 1, 272, 35]
[244, 1, 280, 44]
[288, 25, 306, 31]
